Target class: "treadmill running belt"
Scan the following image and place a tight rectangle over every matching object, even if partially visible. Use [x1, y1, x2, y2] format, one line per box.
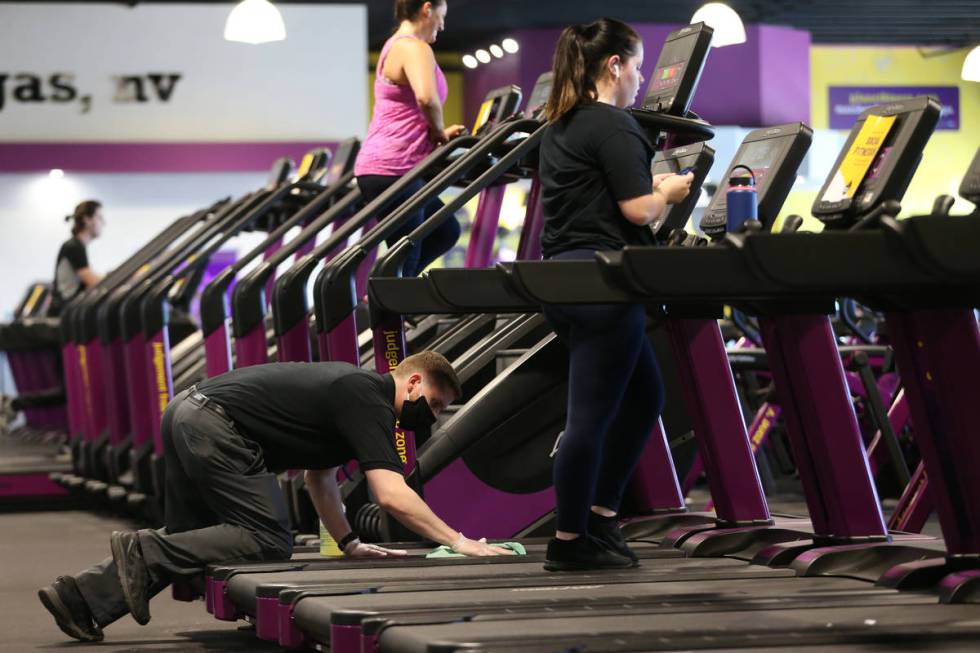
[226, 557, 788, 614]
[291, 575, 930, 644]
[376, 604, 980, 653]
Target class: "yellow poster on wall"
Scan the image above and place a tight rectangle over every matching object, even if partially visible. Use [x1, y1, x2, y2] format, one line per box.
[821, 114, 897, 202]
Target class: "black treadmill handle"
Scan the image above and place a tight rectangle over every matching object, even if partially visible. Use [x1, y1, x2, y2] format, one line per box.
[627, 109, 715, 141]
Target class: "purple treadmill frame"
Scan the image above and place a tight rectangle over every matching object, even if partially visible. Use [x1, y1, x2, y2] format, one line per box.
[463, 185, 506, 268]
[232, 239, 287, 369]
[62, 343, 83, 439]
[144, 329, 174, 457]
[875, 309, 980, 596]
[757, 314, 889, 540]
[515, 175, 544, 261]
[100, 338, 131, 451]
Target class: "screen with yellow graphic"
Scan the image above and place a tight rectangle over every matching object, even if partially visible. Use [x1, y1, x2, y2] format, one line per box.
[821, 114, 897, 203]
[473, 99, 494, 133]
[297, 153, 315, 178]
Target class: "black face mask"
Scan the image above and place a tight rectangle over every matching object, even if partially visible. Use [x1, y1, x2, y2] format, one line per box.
[400, 393, 436, 430]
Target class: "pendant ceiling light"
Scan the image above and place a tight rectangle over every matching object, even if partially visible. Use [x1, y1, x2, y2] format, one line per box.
[962, 45, 980, 82]
[224, 0, 287, 45]
[691, 2, 747, 48]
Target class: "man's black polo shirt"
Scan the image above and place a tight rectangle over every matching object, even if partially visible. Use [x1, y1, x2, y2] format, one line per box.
[197, 362, 403, 474]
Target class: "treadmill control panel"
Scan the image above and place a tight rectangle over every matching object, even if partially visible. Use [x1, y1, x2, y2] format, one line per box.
[650, 142, 715, 241]
[637, 22, 713, 116]
[812, 96, 940, 228]
[958, 146, 980, 206]
[700, 122, 813, 239]
[524, 72, 554, 120]
[472, 85, 524, 136]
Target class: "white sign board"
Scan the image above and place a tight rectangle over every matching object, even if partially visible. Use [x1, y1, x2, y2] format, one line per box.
[0, 2, 368, 141]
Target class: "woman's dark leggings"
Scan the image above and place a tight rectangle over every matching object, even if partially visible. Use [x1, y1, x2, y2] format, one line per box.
[357, 174, 461, 277]
[543, 250, 666, 535]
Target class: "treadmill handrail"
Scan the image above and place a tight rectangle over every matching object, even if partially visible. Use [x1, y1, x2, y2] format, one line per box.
[198, 170, 357, 337]
[316, 118, 542, 334]
[233, 186, 363, 338]
[270, 133, 486, 337]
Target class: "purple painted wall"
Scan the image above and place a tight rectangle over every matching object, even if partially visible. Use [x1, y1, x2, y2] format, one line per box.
[463, 23, 811, 128]
[0, 141, 336, 174]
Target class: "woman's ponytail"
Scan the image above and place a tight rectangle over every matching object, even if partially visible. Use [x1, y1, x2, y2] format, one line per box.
[543, 18, 641, 122]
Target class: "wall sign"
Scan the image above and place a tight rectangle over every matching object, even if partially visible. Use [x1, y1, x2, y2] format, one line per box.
[0, 3, 367, 141]
[829, 86, 960, 130]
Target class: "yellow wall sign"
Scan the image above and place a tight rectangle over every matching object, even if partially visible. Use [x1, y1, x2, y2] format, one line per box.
[821, 113, 896, 203]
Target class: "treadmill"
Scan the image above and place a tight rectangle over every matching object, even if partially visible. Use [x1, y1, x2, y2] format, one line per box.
[337, 105, 980, 653]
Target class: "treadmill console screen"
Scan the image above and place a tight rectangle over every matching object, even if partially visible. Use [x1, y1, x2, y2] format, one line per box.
[638, 22, 713, 116]
[473, 85, 523, 136]
[524, 72, 554, 119]
[265, 157, 294, 190]
[812, 95, 940, 228]
[650, 142, 715, 240]
[958, 146, 980, 205]
[700, 122, 813, 239]
[326, 138, 360, 184]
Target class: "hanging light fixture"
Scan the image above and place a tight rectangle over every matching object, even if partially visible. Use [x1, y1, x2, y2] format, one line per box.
[462, 54, 479, 69]
[489, 44, 504, 58]
[475, 49, 492, 64]
[502, 38, 519, 54]
[224, 0, 287, 45]
[962, 45, 980, 82]
[691, 2, 746, 48]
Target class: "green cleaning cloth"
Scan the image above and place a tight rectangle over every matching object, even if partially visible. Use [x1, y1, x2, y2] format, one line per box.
[426, 541, 527, 558]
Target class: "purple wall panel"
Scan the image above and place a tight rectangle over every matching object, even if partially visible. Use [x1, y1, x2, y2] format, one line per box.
[0, 141, 337, 173]
[463, 24, 811, 128]
[758, 25, 812, 125]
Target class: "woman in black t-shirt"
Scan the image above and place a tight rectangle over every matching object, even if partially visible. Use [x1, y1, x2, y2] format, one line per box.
[539, 19, 693, 572]
[50, 200, 105, 316]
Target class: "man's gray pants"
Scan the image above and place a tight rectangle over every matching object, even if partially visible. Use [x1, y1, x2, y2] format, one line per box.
[73, 388, 293, 627]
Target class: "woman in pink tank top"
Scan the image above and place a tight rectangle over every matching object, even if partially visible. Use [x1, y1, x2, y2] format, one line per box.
[355, 0, 465, 277]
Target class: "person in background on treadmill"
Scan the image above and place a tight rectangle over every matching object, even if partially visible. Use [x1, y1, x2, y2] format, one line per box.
[49, 200, 104, 316]
[38, 351, 511, 643]
[354, 0, 465, 278]
[538, 19, 693, 572]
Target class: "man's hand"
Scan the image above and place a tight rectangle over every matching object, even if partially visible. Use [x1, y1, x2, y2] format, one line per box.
[453, 535, 516, 557]
[652, 172, 675, 189]
[345, 541, 409, 558]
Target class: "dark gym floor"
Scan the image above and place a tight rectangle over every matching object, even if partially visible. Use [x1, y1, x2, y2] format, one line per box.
[0, 510, 275, 651]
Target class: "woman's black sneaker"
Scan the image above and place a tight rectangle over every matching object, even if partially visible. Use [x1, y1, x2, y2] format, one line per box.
[544, 535, 635, 571]
[38, 576, 104, 642]
[588, 512, 639, 563]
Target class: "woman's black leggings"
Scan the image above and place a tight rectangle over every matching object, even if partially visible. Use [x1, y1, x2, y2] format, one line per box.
[357, 174, 461, 277]
[543, 250, 666, 535]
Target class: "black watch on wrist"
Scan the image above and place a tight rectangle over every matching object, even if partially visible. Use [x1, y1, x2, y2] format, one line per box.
[337, 531, 360, 551]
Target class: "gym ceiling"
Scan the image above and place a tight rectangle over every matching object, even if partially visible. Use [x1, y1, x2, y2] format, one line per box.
[7, 0, 980, 49]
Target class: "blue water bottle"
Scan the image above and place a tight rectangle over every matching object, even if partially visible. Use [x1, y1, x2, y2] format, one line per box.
[726, 164, 758, 233]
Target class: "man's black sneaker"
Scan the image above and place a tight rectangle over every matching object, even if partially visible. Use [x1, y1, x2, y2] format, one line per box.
[544, 535, 636, 571]
[588, 511, 639, 562]
[37, 576, 104, 642]
[110, 530, 152, 625]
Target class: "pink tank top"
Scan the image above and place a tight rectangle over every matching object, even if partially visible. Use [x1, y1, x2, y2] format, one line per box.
[355, 35, 449, 177]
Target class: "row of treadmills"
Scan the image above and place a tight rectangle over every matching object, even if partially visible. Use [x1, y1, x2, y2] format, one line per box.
[47, 22, 979, 651]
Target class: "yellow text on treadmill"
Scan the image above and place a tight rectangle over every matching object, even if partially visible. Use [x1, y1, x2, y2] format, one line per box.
[834, 114, 897, 199]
